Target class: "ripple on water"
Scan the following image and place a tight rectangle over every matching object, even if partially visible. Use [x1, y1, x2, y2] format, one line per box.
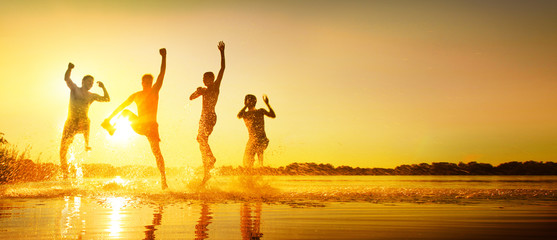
[1, 176, 556, 205]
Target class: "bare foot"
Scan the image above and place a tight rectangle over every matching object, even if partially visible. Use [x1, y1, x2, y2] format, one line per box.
[101, 119, 116, 135]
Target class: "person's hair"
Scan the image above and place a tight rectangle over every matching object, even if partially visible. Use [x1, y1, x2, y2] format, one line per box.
[82, 75, 94, 83]
[142, 74, 153, 84]
[245, 94, 257, 106]
[203, 72, 214, 80]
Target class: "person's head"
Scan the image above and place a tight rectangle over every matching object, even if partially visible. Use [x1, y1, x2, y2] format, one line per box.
[203, 72, 215, 86]
[142, 74, 154, 90]
[82, 75, 94, 90]
[245, 94, 257, 108]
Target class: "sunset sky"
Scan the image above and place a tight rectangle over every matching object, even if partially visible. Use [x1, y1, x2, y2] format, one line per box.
[1, 0, 556, 168]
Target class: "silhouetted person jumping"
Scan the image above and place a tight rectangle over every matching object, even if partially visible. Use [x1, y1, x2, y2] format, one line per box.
[60, 62, 110, 179]
[237, 95, 276, 168]
[189, 41, 225, 184]
[102, 48, 168, 190]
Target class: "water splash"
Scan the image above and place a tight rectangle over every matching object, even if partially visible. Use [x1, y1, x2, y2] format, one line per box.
[67, 143, 87, 186]
[102, 176, 130, 191]
[1, 176, 556, 206]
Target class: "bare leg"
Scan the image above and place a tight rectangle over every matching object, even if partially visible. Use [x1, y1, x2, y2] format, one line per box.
[197, 134, 216, 166]
[84, 128, 92, 151]
[197, 114, 217, 185]
[148, 137, 168, 190]
[60, 134, 75, 179]
[121, 109, 139, 122]
[198, 133, 216, 185]
[243, 141, 256, 170]
[256, 149, 264, 167]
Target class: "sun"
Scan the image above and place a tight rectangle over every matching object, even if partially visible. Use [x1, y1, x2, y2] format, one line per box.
[109, 116, 136, 142]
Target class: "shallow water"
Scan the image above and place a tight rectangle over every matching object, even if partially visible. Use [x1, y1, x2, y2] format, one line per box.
[1, 176, 557, 239]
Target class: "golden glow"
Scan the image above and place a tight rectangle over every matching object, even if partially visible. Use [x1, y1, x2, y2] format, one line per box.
[67, 146, 85, 182]
[107, 176, 129, 187]
[106, 197, 129, 237]
[1, 1, 556, 168]
[59, 196, 83, 238]
[109, 115, 135, 143]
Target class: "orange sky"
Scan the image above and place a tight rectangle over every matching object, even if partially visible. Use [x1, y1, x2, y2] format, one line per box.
[1, 0, 556, 168]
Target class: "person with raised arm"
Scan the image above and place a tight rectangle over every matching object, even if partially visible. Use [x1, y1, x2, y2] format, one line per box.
[237, 94, 276, 168]
[60, 62, 110, 179]
[189, 41, 225, 184]
[102, 48, 168, 190]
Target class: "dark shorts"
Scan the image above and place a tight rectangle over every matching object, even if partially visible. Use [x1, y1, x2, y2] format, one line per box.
[62, 118, 90, 138]
[131, 121, 160, 142]
[198, 112, 217, 137]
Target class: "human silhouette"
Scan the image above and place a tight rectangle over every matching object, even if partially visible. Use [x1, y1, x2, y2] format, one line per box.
[102, 48, 168, 190]
[143, 204, 163, 240]
[194, 203, 213, 240]
[60, 62, 110, 179]
[189, 41, 226, 184]
[237, 95, 276, 168]
[240, 202, 263, 240]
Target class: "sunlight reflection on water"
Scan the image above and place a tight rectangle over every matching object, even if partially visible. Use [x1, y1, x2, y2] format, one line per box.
[107, 197, 128, 237]
[0, 175, 556, 239]
[0, 197, 556, 240]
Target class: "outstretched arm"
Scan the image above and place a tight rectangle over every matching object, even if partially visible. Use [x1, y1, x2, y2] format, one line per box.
[106, 94, 135, 121]
[64, 62, 77, 90]
[237, 105, 248, 119]
[214, 41, 225, 88]
[189, 87, 205, 100]
[262, 95, 276, 118]
[152, 48, 166, 91]
[93, 81, 110, 102]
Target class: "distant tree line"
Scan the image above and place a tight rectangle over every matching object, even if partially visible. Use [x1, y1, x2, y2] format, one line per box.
[217, 161, 557, 176]
[2, 159, 557, 184]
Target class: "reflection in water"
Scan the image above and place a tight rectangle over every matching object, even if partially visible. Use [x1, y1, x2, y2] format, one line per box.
[106, 197, 128, 238]
[241, 202, 263, 240]
[144, 205, 163, 240]
[59, 196, 83, 239]
[195, 203, 213, 240]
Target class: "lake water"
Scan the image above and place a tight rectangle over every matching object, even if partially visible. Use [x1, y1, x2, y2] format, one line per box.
[1, 175, 556, 239]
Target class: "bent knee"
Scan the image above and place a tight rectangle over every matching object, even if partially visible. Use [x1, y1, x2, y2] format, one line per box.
[196, 134, 208, 143]
[121, 110, 131, 117]
[121, 109, 137, 119]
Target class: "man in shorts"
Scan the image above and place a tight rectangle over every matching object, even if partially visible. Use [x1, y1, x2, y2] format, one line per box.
[189, 41, 225, 184]
[60, 62, 110, 179]
[102, 48, 168, 190]
[237, 94, 276, 168]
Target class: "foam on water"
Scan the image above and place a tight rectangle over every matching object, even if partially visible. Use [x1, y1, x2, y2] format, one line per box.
[1, 175, 556, 205]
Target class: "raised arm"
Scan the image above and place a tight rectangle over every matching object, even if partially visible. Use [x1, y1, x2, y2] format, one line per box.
[106, 93, 135, 121]
[93, 81, 110, 102]
[237, 105, 248, 119]
[189, 87, 205, 100]
[64, 62, 77, 90]
[152, 48, 166, 91]
[262, 95, 276, 118]
[214, 41, 225, 88]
